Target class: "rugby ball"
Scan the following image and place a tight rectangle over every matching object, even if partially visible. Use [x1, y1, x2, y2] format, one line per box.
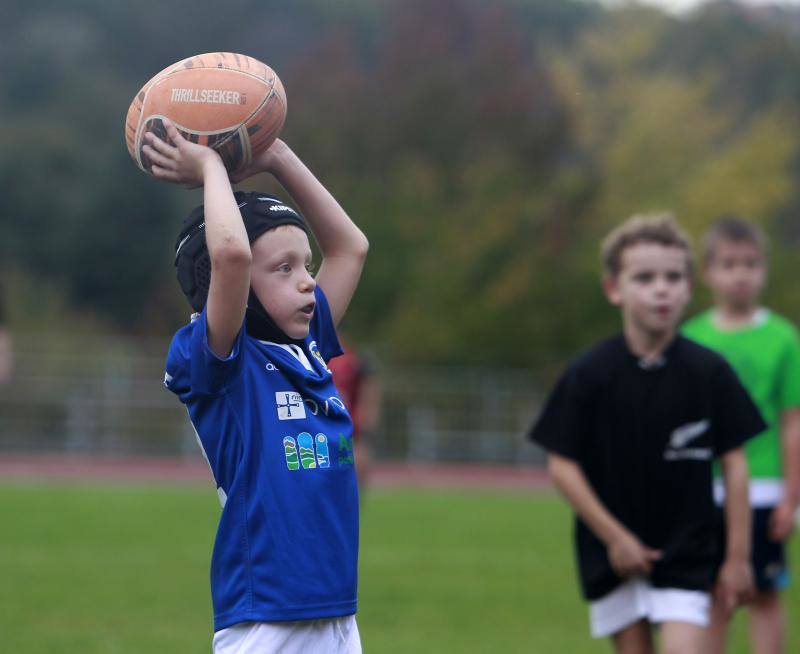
[125, 52, 287, 175]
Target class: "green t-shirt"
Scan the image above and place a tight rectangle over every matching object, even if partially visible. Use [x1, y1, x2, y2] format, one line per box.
[682, 309, 800, 480]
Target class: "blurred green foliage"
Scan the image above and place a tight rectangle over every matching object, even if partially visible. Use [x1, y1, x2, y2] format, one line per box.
[2, 0, 799, 366]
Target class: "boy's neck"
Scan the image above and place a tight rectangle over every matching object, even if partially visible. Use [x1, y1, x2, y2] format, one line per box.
[713, 303, 763, 329]
[623, 323, 676, 365]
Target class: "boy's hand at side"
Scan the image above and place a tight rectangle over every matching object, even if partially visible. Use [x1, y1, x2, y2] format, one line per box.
[546, 454, 663, 579]
[714, 557, 754, 620]
[768, 500, 796, 542]
[142, 118, 223, 188]
[716, 447, 753, 619]
[607, 530, 662, 578]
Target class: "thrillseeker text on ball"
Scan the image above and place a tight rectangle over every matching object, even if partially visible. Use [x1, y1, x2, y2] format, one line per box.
[170, 88, 246, 105]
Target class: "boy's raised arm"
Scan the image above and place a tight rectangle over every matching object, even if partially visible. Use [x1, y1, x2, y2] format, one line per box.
[547, 453, 662, 578]
[232, 141, 368, 327]
[716, 447, 754, 618]
[145, 119, 251, 358]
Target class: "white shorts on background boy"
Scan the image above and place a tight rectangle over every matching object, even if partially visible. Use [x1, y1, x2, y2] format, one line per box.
[589, 577, 710, 638]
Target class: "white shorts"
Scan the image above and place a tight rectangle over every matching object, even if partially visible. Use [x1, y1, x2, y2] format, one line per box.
[589, 577, 710, 638]
[212, 615, 361, 654]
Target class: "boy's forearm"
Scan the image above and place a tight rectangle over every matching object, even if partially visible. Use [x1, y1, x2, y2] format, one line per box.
[781, 409, 800, 507]
[202, 156, 250, 259]
[268, 146, 367, 258]
[721, 448, 751, 561]
[547, 454, 629, 546]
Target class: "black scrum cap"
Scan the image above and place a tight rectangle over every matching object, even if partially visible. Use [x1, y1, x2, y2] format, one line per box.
[174, 191, 307, 312]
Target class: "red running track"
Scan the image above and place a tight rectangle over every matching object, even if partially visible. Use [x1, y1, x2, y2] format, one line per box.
[0, 454, 551, 491]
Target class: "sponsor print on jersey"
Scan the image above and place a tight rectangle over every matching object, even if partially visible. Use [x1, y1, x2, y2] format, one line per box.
[303, 395, 348, 418]
[276, 391, 306, 420]
[278, 388, 348, 422]
[282, 432, 351, 471]
[338, 433, 354, 467]
[664, 418, 712, 461]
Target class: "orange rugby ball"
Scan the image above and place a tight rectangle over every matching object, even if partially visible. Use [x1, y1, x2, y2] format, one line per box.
[125, 52, 287, 175]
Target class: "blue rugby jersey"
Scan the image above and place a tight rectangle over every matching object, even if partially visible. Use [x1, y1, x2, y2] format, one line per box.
[164, 286, 358, 631]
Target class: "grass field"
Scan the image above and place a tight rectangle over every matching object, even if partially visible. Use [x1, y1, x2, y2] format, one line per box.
[1, 483, 798, 653]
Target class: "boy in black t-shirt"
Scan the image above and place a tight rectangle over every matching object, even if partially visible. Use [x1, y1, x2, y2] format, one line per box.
[530, 213, 765, 654]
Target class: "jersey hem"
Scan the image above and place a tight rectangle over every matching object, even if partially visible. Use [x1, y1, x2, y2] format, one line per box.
[213, 600, 358, 632]
[583, 577, 712, 602]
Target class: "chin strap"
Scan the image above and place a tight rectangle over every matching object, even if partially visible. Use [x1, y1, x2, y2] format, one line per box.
[244, 290, 305, 346]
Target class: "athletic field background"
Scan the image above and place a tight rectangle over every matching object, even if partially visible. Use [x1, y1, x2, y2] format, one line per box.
[1, 482, 797, 653]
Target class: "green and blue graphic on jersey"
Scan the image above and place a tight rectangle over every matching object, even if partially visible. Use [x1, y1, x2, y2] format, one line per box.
[315, 434, 330, 468]
[283, 436, 300, 471]
[283, 432, 347, 470]
[297, 432, 317, 469]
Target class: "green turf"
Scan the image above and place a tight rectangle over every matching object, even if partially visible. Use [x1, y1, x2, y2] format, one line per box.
[1, 483, 797, 652]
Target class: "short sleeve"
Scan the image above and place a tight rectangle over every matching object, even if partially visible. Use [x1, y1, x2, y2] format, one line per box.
[310, 285, 343, 363]
[711, 360, 767, 456]
[528, 364, 593, 461]
[189, 307, 247, 395]
[779, 329, 800, 410]
[164, 309, 247, 400]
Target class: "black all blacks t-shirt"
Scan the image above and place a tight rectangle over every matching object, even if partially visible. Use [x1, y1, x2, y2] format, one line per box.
[529, 334, 765, 601]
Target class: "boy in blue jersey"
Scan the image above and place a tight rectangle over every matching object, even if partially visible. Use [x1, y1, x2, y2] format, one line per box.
[144, 119, 368, 654]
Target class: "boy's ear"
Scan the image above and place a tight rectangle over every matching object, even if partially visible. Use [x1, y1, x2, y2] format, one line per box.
[602, 274, 621, 306]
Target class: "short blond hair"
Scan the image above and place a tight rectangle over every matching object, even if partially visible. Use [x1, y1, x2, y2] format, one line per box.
[601, 212, 693, 278]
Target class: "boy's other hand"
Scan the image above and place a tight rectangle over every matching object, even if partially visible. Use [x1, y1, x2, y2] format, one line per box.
[229, 139, 291, 185]
[143, 118, 222, 188]
[607, 531, 662, 578]
[768, 500, 796, 542]
[714, 558, 754, 620]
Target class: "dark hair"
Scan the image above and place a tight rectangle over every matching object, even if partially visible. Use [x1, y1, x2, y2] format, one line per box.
[601, 212, 693, 278]
[702, 215, 768, 265]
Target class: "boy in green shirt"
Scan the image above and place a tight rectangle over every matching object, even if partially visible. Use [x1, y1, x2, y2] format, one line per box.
[683, 216, 800, 654]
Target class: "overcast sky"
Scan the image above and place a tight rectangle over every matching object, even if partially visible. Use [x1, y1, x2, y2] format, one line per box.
[602, 0, 800, 13]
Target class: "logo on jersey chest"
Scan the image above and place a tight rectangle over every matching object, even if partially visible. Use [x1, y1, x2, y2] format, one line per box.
[309, 341, 330, 372]
[663, 418, 712, 461]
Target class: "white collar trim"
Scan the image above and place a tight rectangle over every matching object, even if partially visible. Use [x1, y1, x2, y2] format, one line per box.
[711, 307, 769, 330]
[259, 341, 314, 371]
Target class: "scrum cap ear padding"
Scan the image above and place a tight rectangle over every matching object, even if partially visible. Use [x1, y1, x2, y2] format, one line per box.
[173, 191, 306, 312]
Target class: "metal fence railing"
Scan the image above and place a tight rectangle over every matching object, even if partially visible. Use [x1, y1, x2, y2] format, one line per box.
[0, 333, 547, 465]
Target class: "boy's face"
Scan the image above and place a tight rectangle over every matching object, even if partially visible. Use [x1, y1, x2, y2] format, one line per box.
[703, 239, 765, 312]
[250, 226, 317, 339]
[604, 243, 691, 338]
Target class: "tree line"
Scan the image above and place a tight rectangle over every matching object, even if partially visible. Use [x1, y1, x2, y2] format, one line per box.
[1, 0, 799, 366]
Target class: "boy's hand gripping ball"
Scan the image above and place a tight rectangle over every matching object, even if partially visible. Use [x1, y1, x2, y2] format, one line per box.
[125, 52, 286, 176]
